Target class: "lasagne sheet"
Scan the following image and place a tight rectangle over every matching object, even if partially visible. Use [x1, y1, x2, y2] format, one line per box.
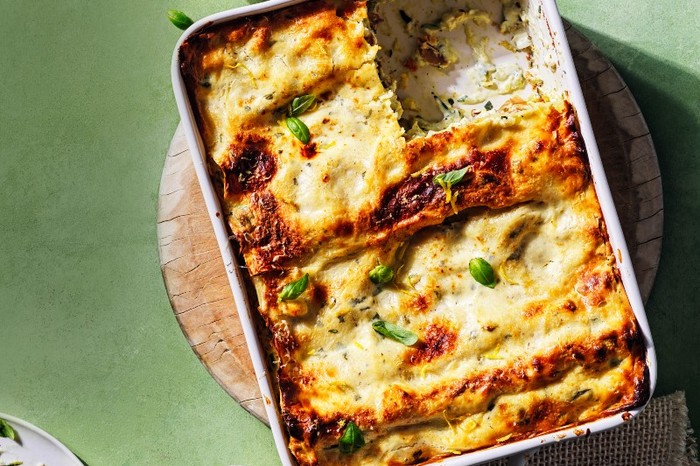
[179, 1, 650, 464]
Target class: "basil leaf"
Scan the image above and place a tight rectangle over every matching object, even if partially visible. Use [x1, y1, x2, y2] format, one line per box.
[278, 273, 309, 301]
[433, 167, 468, 187]
[421, 23, 440, 32]
[369, 265, 394, 285]
[0, 417, 18, 441]
[469, 258, 497, 288]
[289, 95, 316, 117]
[570, 388, 591, 401]
[167, 10, 194, 30]
[372, 320, 418, 346]
[339, 421, 365, 454]
[485, 100, 493, 110]
[286, 117, 310, 144]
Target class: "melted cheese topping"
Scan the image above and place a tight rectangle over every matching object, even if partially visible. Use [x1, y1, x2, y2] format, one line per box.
[180, 1, 649, 465]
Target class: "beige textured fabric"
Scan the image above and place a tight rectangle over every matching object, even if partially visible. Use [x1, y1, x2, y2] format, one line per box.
[483, 392, 698, 466]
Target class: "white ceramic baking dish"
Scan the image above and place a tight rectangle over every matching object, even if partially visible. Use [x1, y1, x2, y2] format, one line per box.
[171, 1, 657, 464]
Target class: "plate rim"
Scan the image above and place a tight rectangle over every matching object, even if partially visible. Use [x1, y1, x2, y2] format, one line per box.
[0, 412, 82, 466]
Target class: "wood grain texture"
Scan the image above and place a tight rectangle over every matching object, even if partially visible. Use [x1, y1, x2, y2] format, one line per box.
[157, 26, 663, 426]
[158, 130, 267, 422]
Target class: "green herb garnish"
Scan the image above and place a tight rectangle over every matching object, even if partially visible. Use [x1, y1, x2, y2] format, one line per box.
[485, 100, 494, 111]
[372, 320, 418, 346]
[289, 95, 316, 117]
[469, 258, 497, 288]
[421, 23, 440, 32]
[433, 167, 469, 208]
[0, 418, 18, 442]
[434, 167, 468, 187]
[286, 117, 310, 144]
[369, 265, 394, 285]
[339, 421, 365, 454]
[285, 94, 315, 143]
[278, 273, 309, 301]
[167, 10, 194, 30]
[570, 388, 591, 401]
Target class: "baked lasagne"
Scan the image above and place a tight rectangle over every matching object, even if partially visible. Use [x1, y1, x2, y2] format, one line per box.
[179, 0, 650, 464]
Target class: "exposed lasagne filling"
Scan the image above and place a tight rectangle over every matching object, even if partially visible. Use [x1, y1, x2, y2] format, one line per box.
[179, 1, 649, 465]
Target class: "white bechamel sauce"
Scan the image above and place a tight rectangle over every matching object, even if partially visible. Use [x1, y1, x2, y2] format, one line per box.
[372, 0, 565, 134]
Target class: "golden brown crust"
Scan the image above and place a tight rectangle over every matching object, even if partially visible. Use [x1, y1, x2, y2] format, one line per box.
[179, 1, 649, 465]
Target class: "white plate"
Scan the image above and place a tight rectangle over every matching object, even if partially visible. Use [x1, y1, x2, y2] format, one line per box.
[0, 413, 81, 466]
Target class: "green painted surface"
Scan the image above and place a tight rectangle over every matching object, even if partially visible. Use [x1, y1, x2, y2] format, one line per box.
[0, 0, 697, 464]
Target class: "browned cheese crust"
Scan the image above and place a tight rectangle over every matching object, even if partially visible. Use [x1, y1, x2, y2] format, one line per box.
[179, 1, 649, 465]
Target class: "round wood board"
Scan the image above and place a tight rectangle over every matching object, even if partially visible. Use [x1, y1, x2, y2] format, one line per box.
[157, 24, 663, 426]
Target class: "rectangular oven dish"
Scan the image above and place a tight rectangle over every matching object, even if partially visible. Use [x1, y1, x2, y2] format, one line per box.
[171, 1, 657, 465]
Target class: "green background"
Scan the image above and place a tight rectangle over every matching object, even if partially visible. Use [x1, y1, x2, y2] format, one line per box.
[0, 0, 698, 464]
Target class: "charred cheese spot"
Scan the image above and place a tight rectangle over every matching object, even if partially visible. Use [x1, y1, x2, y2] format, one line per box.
[271, 320, 299, 356]
[311, 283, 329, 307]
[335, 1, 364, 19]
[311, 27, 334, 41]
[562, 299, 577, 312]
[331, 220, 354, 237]
[301, 142, 318, 159]
[407, 322, 457, 365]
[410, 293, 431, 312]
[221, 134, 276, 195]
[250, 21, 272, 52]
[242, 191, 304, 272]
[372, 170, 444, 230]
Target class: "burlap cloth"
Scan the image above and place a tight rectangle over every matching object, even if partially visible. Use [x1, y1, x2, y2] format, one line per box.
[484, 392, 698, 466]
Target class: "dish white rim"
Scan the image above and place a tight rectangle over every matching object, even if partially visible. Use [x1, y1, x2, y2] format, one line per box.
[170, 1, 658, 464]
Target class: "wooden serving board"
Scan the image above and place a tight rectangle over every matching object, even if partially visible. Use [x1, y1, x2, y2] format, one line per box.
[157, 24, 663, 425]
